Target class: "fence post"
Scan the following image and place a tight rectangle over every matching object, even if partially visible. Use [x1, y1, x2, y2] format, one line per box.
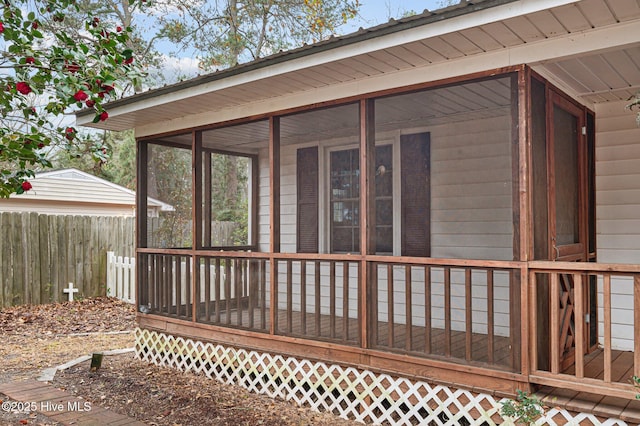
[117, 255, 124, 302]
[106, 251, 115, 298]
[129, 256, 136, 304]
[123, 256, 131, 303]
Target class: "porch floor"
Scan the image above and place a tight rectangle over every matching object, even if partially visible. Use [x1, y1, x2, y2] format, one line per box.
[195, 304, 514, 369]
[537, 348, 640, 423]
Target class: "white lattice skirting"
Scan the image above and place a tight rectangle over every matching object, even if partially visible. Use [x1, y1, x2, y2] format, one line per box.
[135, 328, 627, 425]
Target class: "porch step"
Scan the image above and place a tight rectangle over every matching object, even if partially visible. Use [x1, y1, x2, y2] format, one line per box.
[537, 386, 640, 424]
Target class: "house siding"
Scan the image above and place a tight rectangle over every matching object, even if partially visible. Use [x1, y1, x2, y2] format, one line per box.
[256, 113, 513, 335]
[595, 100, 640, 351]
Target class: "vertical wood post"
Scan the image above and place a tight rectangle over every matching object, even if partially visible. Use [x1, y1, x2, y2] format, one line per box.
[269, 116, 281, 335]
[550, 272, 560, 374]
[136, 139, 148, 311]
[574, 273, 584, 378]
[634, 275, 640, 378]
[192, 131, 203, 322]
[516, 67, 530, 378]
[359, 99, 375, 349]
[603, 274, 612, 382]
[204, 150, 212, 247]
[251, 154, 260, 248]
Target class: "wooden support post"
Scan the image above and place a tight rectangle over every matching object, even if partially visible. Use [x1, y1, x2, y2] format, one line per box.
[359, 99, 375, 349]
[515, 67, 528, 378]
[269, 116, 281, 336]
[192, 131, 203, 323]
[135, 139, 148, 310]
[204, 151, 212, 248]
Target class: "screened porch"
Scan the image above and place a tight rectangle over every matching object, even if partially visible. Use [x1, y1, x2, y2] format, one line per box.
[135, 66, 640, 402]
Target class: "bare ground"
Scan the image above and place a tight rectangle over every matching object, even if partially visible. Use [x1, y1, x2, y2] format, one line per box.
[0, 298, 362, 425]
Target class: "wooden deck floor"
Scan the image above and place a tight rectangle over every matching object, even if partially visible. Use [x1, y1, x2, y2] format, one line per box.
[537, 349, 640, 423]
[195, 305, 515, 370]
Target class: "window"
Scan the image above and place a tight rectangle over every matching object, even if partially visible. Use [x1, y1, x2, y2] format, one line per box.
[329, 145, 394, 254]
[330, 148, 361, 253]
[297, 134, 430, 255]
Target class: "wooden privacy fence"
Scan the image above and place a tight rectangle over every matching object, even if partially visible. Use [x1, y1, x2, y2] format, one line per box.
[0, 212, 134, 309]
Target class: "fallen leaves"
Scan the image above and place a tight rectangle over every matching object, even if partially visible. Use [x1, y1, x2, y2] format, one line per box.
[0, 297, 135, 337]
[1, 298, 363, 425]
[53, 354, 362, 426]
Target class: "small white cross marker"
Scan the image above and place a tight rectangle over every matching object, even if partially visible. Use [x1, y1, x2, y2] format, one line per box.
[63, 282, 79, 302]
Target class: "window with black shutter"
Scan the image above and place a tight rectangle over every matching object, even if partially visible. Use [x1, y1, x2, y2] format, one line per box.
[296, 136, 430, 256]
[329, 146, 393, 254]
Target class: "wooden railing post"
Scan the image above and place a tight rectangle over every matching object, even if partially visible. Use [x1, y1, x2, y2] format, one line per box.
[635, 275, 640, 378]
[604, 274, 612, 383]
[519, 264, 529, 377]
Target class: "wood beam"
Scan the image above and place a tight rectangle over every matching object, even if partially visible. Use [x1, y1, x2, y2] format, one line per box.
[192, 131, 203, 322]
[359, 99, 375, 349]
[135, 139, 148, 310]
[269, 116, 281, 335]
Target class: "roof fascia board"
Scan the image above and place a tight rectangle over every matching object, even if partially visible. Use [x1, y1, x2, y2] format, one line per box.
[134, 18, 639, 137]
[77, 0, 578, 128]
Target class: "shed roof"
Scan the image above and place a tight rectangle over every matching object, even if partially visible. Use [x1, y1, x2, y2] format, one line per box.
[77, 0, 640, 135]
[6, 168, 173, 211]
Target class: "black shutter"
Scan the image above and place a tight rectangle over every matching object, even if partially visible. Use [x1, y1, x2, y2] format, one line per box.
[297, 147, 319, 253]
[401, 133, 431, 257]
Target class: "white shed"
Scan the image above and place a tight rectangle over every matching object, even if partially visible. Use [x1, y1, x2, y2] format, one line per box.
[0, 168, 173, 216]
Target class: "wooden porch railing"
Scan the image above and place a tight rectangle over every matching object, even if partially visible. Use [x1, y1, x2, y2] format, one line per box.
[138, 251, 526, 372]
[528, 261, 640, 400]
[368, 256, 523, 372]
[273, 256, 361, 345]
[138, 252, 193, 321]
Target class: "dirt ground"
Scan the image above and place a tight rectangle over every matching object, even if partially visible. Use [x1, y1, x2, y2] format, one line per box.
[0, 298, 362, 425]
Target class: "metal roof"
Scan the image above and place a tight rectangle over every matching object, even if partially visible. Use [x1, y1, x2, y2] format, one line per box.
[77, 0, 640, 134]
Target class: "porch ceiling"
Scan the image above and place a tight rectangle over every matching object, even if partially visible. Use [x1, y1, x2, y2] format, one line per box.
[78, 0, 640, 134]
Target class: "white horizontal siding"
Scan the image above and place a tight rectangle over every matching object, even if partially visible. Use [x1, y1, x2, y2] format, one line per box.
[12, 177, 137, 205]
[256, 113, 514, 335]
[430, 114, 513, 260]
[595, 100, 640, 351]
